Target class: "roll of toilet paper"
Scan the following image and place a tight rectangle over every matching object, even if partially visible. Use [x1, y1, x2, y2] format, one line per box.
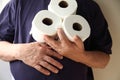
[30, 10, 62, 42]
[48, 0, 78, 19]
[62, 15, 91, 41]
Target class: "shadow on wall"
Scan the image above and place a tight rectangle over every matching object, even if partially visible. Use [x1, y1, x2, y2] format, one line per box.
[93, 1, 120, 80]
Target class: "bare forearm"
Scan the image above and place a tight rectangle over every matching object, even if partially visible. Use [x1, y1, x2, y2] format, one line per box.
[44, 31, 111, 69]
[79, 51, 110, 68]
[0, 41, 18, 61]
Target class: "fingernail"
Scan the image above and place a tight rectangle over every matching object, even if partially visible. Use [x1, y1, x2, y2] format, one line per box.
[60, 65, 63, 69]
[55, 70, 59, 73]
[60, 56, 63, 59]
[47, 72, 50, 75]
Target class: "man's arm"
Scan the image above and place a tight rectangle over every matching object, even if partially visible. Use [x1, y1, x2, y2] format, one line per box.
[0, 41, 63, 75]
[0, 41, 17, 61]
[71, 35, 110, 68]
[77, 51, 110, 68]
[44, 28, 110, 68]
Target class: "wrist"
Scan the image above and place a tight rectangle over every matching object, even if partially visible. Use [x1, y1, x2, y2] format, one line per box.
[77, 51, 88, 63]
[11, 44, 23, 61]
[0, 43, 20, 61]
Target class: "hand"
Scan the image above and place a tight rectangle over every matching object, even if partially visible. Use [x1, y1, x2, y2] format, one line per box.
[15, 42, 63, 75]
[44, 28, 86, 62]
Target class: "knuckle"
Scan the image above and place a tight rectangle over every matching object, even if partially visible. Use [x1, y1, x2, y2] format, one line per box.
[34, 65, 41, 71]
[43, 56, 50, 61]
[38, 66, 43, 71]
[39, 47, 44, 51]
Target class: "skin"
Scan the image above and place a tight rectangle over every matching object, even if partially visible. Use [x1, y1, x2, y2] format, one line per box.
[0, 41, 63, 75]
[44, 28, 110, 68]
[0, 28, 110, 76]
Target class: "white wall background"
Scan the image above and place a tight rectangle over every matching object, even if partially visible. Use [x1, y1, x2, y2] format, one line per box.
[0, 0, 120, 80]
[93, 0, 120, 80]
[0, 0, 2, 12]
[0, 0, 10, 12]
[0, 1, 12, 80]
[0, 60, 12, 80]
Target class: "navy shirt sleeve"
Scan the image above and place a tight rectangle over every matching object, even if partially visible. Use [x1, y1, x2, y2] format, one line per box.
[76, 0, 112, 54]
[0, 0, 16, 42]
[89, 1, 112, 54]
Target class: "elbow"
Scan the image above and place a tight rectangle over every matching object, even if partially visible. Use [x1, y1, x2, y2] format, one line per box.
[100, 54, 111, 69]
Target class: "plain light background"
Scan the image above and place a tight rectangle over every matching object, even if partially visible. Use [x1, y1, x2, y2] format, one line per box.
[93, 0, 120, 80]
[0, 1, 12, 80]
[0, 0, 120, 80]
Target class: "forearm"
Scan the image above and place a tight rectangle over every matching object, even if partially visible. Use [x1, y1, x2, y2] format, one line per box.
[79, 51, 110, 68]
[0, 41, 18, 61]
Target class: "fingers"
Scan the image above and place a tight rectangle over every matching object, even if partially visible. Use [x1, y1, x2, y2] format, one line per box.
[39, 60, 59, 74]
[34, 65, 50, 76]
[20, 42, 64, 76]
[34, 56, 63, 75]
[44, 28, 70, 51]
[73, 35, 84, 49]
[43, 56, 63, 69]
[57, 28, 70, 43]
[39, 44, 63, 75]
[47, 49, 63, 59]
[44, 35, 59, 51]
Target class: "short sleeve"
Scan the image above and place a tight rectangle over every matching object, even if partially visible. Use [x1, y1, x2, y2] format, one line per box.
[0, 0, 16, 42]
[90, 2, 112, 54]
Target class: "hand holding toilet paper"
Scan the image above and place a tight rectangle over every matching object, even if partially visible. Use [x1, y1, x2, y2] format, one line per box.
[30, 0, 91, 42]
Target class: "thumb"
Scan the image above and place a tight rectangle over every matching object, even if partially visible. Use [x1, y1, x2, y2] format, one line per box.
[73, 35, 84, 49]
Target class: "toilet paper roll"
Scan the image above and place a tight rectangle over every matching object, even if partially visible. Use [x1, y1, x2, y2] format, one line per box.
[30, 10, 62, 42]
[48, 0, 78, 19]
[62, 15, 91, 41]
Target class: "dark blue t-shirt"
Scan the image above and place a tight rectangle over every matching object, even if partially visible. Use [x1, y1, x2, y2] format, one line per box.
[0, 0, 112, 80]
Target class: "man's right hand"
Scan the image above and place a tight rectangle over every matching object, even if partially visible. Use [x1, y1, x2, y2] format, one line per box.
[15, 42, 63, 75]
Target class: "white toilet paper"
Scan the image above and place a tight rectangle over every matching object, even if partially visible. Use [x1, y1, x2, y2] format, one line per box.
[48, 0, 78, 19]
[30, 10, 62, 42]
[62, 15, 91, 41]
